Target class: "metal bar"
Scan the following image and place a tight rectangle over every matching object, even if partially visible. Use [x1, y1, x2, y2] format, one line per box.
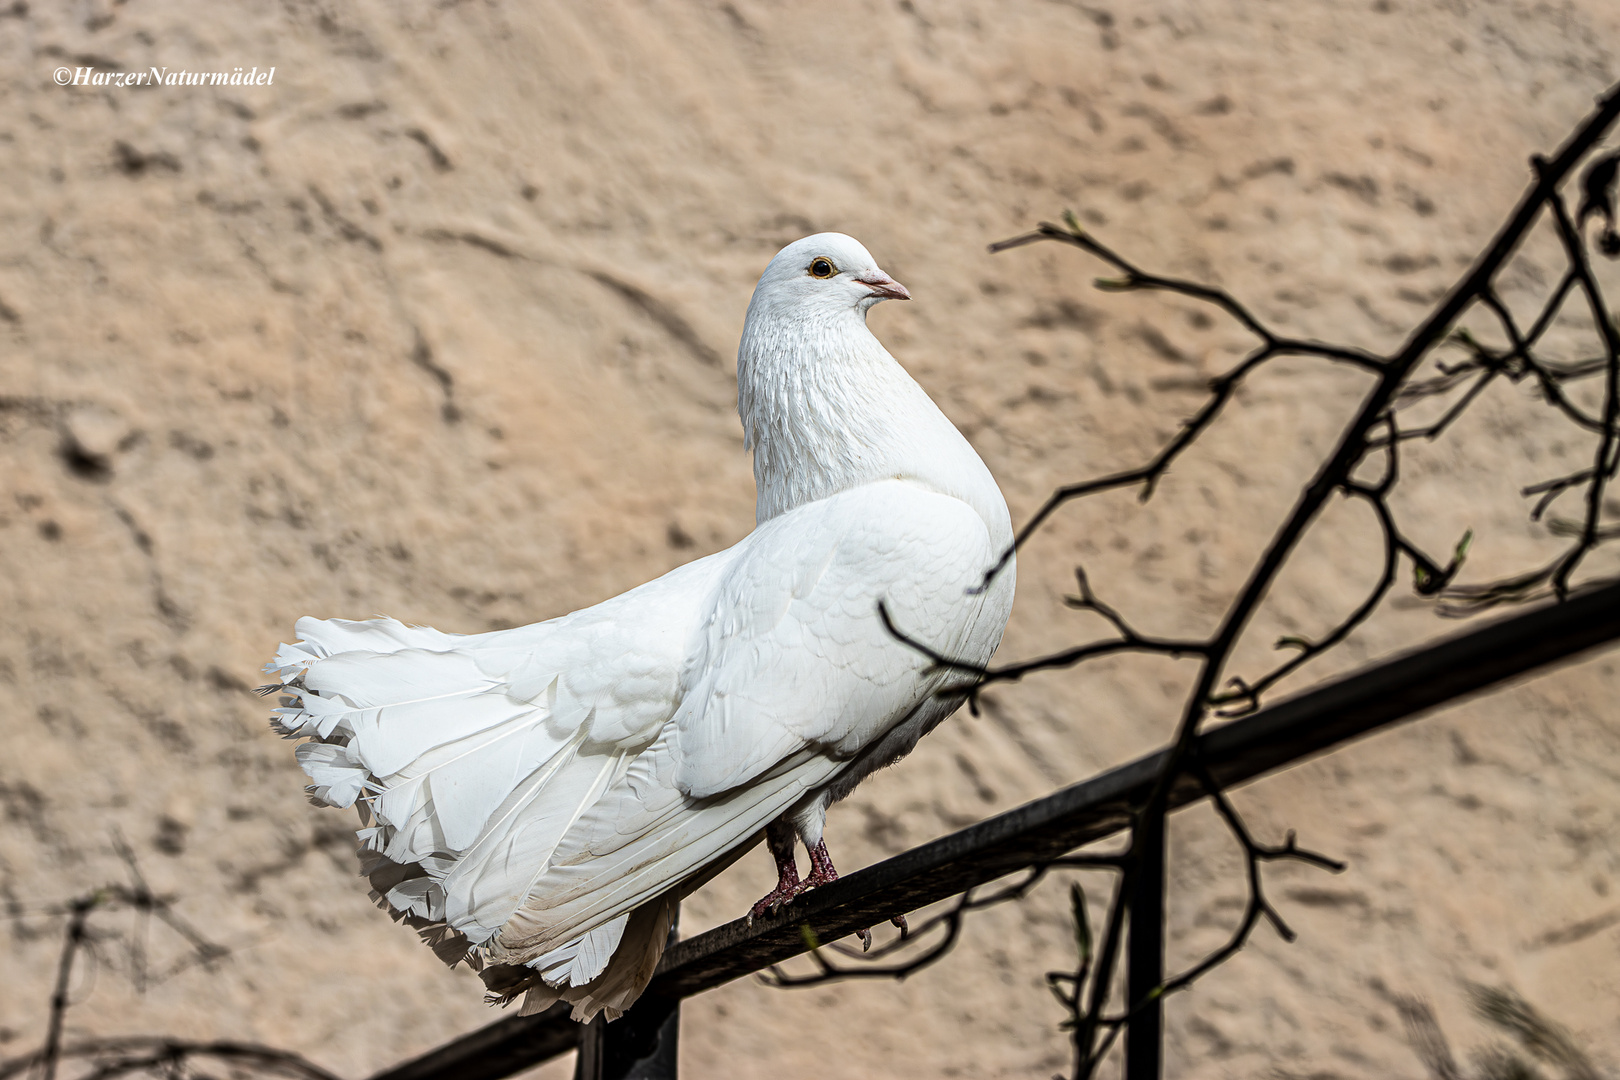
[1124, 811, 1165, 1080]
[575, 910, 682, 1080]
[370, 579, 1620, 1080]
[372, 1004, 577, 1080]
[573, 996, 679, 1080]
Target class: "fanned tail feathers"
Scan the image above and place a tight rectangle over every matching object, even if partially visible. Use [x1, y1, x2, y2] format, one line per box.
[264, 613, 759, 1022]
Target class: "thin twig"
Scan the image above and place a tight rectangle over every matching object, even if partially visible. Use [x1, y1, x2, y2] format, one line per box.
[15, 849, 236, 1080]
[2, 1040, 342, 1080]
[37, 896, 95, 1080]
[1542, 180, 1620, 596]
[973, 218, 1386, 594]
[758, 865, 1060, 986]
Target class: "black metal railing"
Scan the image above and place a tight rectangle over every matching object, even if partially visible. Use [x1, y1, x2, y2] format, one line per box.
[370, 578, 1620, 1080]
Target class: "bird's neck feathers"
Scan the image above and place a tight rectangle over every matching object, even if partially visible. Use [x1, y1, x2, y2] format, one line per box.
[737, 304, 1007, 538]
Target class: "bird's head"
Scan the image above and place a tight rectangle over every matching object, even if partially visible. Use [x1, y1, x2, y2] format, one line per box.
[746, 233, 911, 325]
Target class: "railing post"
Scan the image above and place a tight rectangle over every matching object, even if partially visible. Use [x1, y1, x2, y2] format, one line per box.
[1124, 811, 1166, 1080]
[574, 907, 681, 1080]
[574, 995, 679, 1080]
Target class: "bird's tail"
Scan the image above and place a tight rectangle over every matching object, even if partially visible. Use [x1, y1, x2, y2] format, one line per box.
[264, 611, 837, 1022]
[264, 615, 590, 950]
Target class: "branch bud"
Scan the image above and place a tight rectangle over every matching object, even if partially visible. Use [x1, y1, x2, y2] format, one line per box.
[1452, 528, 1474, 566]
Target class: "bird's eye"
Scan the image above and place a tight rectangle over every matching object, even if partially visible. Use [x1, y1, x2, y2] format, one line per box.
[808, 258, 837, 279]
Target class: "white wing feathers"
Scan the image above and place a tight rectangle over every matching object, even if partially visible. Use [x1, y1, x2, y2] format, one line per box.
[270, 481, 996, 1018]
[674, 483, 993, 795]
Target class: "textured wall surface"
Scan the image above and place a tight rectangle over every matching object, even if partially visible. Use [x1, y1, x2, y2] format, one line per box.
[2, 3, 1618, 1078]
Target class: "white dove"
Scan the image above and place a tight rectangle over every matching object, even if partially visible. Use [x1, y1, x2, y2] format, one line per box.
[264, 233, 1016, 1021]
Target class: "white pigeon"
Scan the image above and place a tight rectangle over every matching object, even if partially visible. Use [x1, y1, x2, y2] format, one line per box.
[264, 233, 1016, 1021]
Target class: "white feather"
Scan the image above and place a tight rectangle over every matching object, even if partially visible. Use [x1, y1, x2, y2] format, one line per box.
[266, 233, 1017, 1021]
[527, 912, 629, 987]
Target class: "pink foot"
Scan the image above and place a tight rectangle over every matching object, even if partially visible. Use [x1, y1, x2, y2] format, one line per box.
[748, 861, 801, 921]
[794, 839, 839, 895]
[749, 823, 802, 922]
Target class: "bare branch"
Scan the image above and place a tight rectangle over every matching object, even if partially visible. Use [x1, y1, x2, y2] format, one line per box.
[991, 218, 1386, 373]
[974, 218, 1386, 595]
[1541, 181, 1620, 596]
[758, 865, 1057, 987]
[0, 1040, 342, 1080]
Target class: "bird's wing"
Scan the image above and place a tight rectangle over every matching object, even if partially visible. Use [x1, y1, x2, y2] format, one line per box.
[673, 478, 998, 796]
[489, 480, 999, 959]
[268, 549, 734, 943]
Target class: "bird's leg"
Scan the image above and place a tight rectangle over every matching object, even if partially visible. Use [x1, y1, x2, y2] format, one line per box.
[797, 839, 839, 892]
[792, 841, 875, 948]
[748, 820, 801, 922]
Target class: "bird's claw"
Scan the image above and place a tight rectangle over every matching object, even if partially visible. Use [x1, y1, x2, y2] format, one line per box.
[791, 868, 838, 897]
[749, 839, 840, 923]
[748, 886, 797, 922]
[849, 914, 905, 950]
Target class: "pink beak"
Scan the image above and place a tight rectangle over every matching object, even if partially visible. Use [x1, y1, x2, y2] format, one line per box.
[856, 270, 911, 301]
